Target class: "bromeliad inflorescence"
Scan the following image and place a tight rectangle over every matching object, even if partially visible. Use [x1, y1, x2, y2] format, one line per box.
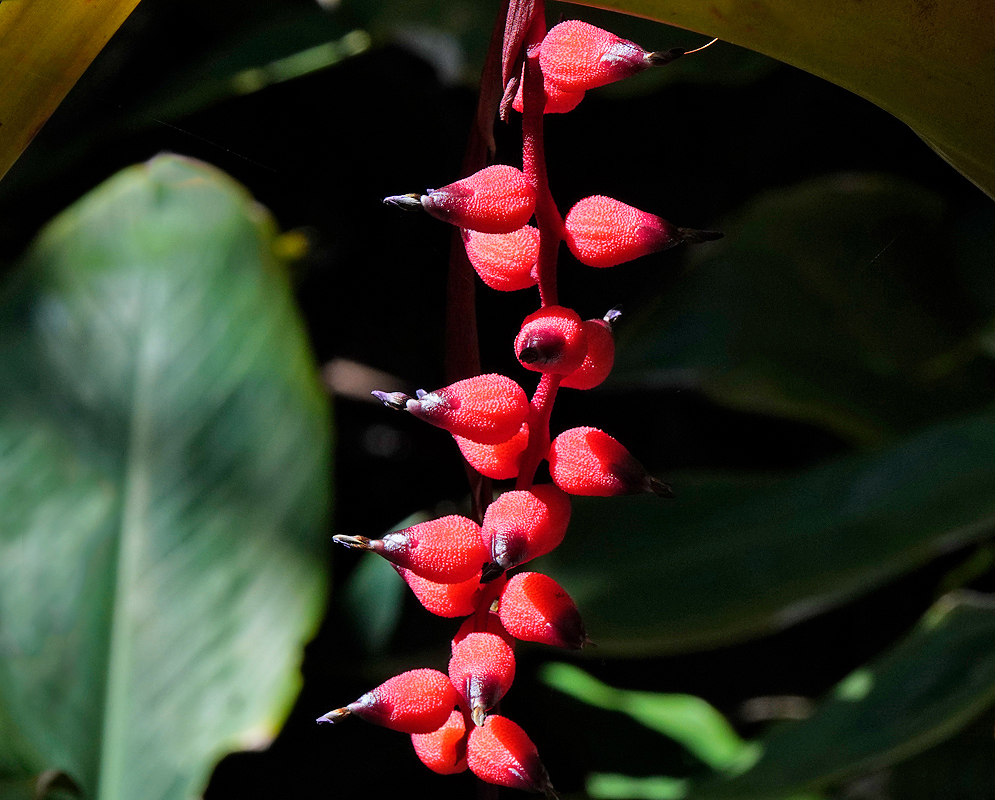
[320, 3, 720, 794]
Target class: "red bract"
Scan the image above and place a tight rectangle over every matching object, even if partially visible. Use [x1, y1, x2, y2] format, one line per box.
[333, 515, 487, 584]
[449, 632, 517, 726]
[317, 668, 460, 734]
[422, 165, 537, 234]
[453, 610, 515, 651]
[548, 426, 673, 498]
[481, 484, 571, 572]
[467, 715, 555, 795]
[462, 226, 539, 291]
[565, 195, 679, 268]
[374, 374, 529, 445]
[560, 316, 616, 390]
[512, 71, 585, 114]
[539, 20, 655, 92]
[410, 709, 469, 775]
[498, 572, 588, 650]
[397, 567, 487, 618]
[515, 305, 588, 375]
[454, 421, 530, 480]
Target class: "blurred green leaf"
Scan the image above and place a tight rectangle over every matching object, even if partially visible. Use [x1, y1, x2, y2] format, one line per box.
[541, 663, 757, 773]
[687, 592, 995, 798]
[565, 0, 995, 198]
[614, 174, 995, 444]
[538, 407, 995, 656]
[0, 155, 330, 799]
[588, 773, 690, 800]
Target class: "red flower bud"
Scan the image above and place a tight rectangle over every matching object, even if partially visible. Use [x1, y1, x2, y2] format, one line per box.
[333, 515, 487, 584]
[374, 374, 529, 446]
[397, 567, 488, 618]
[454, 422, 530, 481]
[498, 572, 588, 650]
[515, 305, 588, 375]
[559, 309, 619, 390]
[453, 610, 515, 651]
[384, 165, 536, 234]
[317, 668, 460, 734]
[467, 715, 555, 794]
[449, 632, 517, 726]
[481, 484, 572, 572]
[462, 226, 539, 292]
[512, 72, 586, 114]
[548, 426, 673, 498]
[410, 709, 469, 774]
[540, 20, 656, 92]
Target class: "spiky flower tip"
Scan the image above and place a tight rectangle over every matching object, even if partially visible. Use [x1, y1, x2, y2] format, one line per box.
[374, 374, 529, 446]
[384, 165, 536, 234]
[539, 19, 660, 92]
[547, 426, 674, 498]
[317, 668, 460, 734]
[565, 195, 721, 268]
[467, 715, 557, 796]
[498, 572, 589, 650]
[333, 515, 487, 584]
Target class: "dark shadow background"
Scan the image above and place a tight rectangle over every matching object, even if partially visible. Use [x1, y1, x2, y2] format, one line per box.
[2, 0, 993, 797]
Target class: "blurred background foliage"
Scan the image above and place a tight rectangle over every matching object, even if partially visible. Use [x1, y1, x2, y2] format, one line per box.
[0, 0, 993, 798]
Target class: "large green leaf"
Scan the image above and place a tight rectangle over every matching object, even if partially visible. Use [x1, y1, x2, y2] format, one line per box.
[564, 0, 995, 199]
[613, 174, 995, 444]
[0, 156, 330, 799]
[690, 592, 995, 798]
[565, 594, 995, 799]
[537, 407, 995, 656]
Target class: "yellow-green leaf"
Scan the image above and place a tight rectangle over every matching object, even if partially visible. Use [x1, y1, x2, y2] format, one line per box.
[0, 0, 142, 182]
[564, 0, 995, 198]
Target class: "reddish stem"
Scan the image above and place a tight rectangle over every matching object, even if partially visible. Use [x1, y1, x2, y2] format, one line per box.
[515, 372, 560, 489]
[520, 1, 563, 307]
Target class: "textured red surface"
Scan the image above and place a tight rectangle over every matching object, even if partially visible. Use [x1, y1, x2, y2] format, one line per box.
[379, 515, 487, 583]
[565, 195, 679, 268]
[462, 225, 539, 291]
[409, 373, 529, 445]
[449, 632, 517, 712]
[399, 567, 487, 617]
[539, 20, 648, 92]
[467, 715, 551, 792]
[350, 669, 460, 734]
[410, 709, 469, 775]
[498, 571, 586, 649]
[423, 165, 536, 234]
[514, 304, 588, 374]
[548, 425, 647, 496]
[560, 318, 615, 389]
[454, 421, 530, 480]
[481, 484, 572, 569]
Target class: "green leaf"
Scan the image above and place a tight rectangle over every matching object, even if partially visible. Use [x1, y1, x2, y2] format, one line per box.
[537, 408, 995, 656]
[563, 0, 995, 198]
[0, 155, 330, 799]
[613, 174, 995, 444]
[541, 663, 757, 773]
[688, 592, 995, 797]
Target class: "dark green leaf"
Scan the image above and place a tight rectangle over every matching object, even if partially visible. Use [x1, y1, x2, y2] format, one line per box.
[0, 155, 330, 799]
[614, 174, 995, 444]
[538, 408, 995, 655]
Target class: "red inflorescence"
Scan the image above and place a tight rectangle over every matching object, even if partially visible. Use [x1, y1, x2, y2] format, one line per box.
[560, 317, 615, 390]
[319, 669, 461, 734]
[515, 305, 588, 375]
[482, 484, 572, 572]
[421, 165, 537, 234]
[454, 422, 530, 481]
[449, 632, 517, 725]
[467, 715, 555, 794]
[407, 374, 530, 445]
[453, 609, 516, 651]
[548, 426, 671, 497]
[539, 20, 652, 92]
[498, 571, 588, 650]
[462, 226, 539, 291]
[565, 195, 682, 268]
[411, 709, 469, 775]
